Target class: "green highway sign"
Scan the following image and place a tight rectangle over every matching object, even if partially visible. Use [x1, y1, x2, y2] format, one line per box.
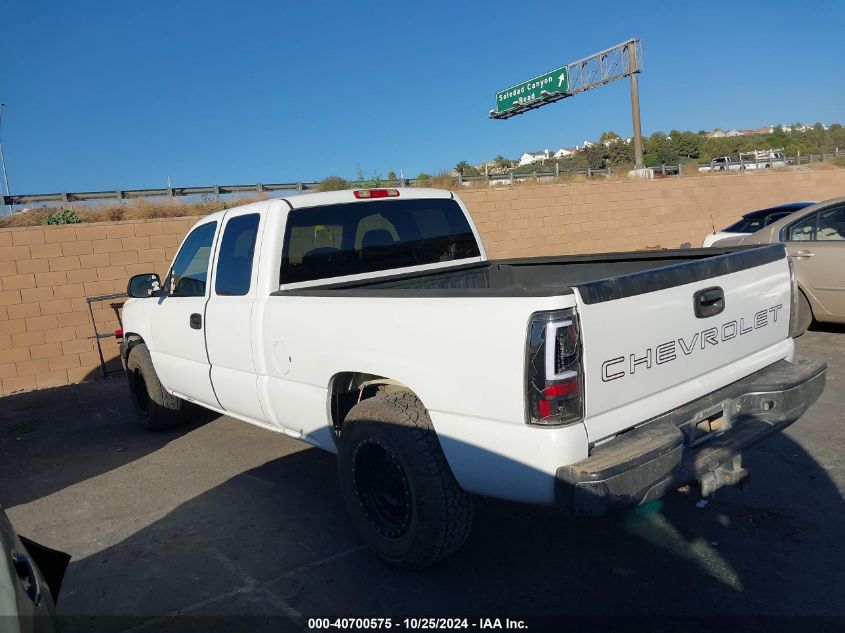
[495, 66, 568, 114]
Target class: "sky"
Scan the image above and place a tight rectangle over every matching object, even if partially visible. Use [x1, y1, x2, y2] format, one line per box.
[1, 0, 843, 194]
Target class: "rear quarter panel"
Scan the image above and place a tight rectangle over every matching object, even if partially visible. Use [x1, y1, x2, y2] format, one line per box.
[255, 293, 591, 504]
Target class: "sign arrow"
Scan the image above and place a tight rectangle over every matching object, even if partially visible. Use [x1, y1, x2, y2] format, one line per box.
[558, 72, 565, 88]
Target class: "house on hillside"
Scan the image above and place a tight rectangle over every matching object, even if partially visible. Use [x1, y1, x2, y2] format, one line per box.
[553, 147, 578, 159]
[518, 149, 551, 167]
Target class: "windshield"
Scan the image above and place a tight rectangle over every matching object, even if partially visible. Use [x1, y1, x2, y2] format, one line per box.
[280, 198, 481, 284]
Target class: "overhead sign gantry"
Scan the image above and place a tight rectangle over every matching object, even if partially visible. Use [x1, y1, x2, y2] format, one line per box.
[489, 39, 645, 169]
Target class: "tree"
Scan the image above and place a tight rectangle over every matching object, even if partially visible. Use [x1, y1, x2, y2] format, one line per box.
[673, 131, 701, 159]
[608, 140, 634, 166]
[599, 131, 620, 142]
[455, 161, 470, 174]
[387, 170, 397, 181]
[584, 145, 607, 169]
[493, 155, 513, 169]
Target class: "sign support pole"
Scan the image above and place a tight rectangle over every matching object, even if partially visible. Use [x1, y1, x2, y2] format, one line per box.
[628, 45, 644, 169]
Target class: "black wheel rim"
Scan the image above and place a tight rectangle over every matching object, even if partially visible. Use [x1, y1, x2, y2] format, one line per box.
[353, 439, 412, 539]
[132, 369, 150, 415]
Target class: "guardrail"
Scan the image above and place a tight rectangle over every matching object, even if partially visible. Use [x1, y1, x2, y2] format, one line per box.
[3, 150, 842, 211]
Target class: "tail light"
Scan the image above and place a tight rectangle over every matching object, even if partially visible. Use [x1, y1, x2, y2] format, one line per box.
[525, 308, 583, 426]
[787, 257, 800, 338]
[354, 189, 399, 199]
[114, 329, 124, 340]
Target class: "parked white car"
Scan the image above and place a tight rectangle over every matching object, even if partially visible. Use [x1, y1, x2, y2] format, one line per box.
[120, 188, 826, 568]
[702, 202, 815, 247]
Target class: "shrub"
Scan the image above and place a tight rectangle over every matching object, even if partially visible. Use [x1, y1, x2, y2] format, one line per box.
[42, 208, 83, 225]
[317, 175, 350, 192]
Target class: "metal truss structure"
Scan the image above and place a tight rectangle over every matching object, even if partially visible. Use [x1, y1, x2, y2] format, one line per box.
[489, 39, 642, 120]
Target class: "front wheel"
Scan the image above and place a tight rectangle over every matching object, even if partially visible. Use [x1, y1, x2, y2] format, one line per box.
[337, 391, 473, 569]
[126, 343, 185, 431]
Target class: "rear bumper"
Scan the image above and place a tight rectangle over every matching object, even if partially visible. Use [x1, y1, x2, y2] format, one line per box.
[555, 359, 826, 515]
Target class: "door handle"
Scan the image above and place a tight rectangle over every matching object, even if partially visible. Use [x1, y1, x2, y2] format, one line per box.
[190, 313, 202, 329]
[693, 286, 725, 318]
[790, 250, 815, 258]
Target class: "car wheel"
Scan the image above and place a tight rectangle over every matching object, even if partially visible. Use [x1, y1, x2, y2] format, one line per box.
[794, 291, 813, 337]
[126, 343, 184, 431]
[337, 391, 473, 569]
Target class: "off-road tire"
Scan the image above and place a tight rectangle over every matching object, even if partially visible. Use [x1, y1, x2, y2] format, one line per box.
[126, 343, 184, 431]
[794, 290, 813, 337]
[337, 391, 473, 569]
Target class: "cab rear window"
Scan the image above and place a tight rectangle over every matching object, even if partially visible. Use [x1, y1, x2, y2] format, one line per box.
[280, 199, 480, 284]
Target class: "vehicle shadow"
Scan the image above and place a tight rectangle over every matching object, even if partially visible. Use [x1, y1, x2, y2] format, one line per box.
[0, 378, 217, 508]
[807, 321, 845, 334]
[56, 427, 844, 630]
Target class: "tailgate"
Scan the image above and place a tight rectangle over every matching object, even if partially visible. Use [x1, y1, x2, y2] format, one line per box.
[574, 245, 793, 443]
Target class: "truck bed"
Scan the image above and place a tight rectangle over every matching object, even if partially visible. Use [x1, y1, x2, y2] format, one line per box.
[280, 246, 778, 299]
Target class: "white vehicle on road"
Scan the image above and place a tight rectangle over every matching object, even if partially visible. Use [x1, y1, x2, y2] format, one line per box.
[120, 188, 826, 568]
[740, 149, 788, 170]
[698, 156, 744, 172]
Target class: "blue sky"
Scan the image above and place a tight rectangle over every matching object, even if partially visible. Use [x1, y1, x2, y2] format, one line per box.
[1, 0, 843, 193]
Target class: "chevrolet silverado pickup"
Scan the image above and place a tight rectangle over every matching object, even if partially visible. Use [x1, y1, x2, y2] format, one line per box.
[119, 187, 826, 568]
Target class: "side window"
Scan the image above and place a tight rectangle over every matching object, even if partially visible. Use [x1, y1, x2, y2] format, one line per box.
[787, 215, 815, 241]
[169, 222, 217, 297]
[787, 206, 845, 242]
[215, 214, 260, 296]
[815, 205, 845, 241]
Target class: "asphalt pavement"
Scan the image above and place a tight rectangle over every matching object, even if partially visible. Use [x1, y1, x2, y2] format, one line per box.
[1, 327, 843, 632]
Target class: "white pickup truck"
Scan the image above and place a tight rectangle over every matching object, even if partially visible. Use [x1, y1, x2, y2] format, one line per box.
[120, 188, 826, 568]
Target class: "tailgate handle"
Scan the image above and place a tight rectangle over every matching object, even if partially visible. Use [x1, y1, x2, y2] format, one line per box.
[694, 286, 725, 318]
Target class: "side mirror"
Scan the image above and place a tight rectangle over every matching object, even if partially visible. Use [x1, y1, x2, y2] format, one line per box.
[127, 273, 162, 298]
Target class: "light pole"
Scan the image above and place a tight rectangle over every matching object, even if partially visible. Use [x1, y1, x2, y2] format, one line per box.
[0, 103, 11, 215]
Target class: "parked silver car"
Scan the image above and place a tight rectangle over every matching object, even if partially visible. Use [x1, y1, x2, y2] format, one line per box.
[715, 197, 845, 334]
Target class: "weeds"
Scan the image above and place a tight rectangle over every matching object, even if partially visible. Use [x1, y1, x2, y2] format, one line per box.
[42, 208, 84, 225]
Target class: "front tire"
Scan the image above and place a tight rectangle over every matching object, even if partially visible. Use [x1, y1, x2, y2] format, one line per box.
[126, 343, 185, 431]
[337, 391, 473, 569]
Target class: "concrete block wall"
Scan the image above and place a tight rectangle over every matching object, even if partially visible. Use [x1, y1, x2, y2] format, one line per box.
[462, 169, 845, 259]
[1, 169, 844, 394]
[0, 218, 197, 394]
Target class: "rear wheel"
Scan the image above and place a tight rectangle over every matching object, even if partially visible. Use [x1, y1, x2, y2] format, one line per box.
[337, 391, 473, 569]
[794, 290, 813, 337]
[126, 343, 184, 431]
